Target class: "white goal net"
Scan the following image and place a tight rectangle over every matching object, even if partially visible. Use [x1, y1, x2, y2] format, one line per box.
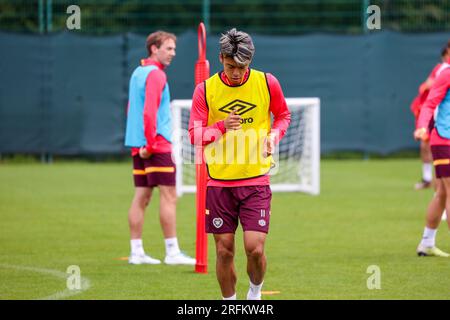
[171, 98, 320, 196]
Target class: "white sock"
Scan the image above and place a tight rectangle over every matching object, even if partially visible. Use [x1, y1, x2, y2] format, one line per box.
[423, 163, 433, 182]
[420, 227, 437, 248]
[247, 280, 263, 299]
[130, 239, 145, 256]
[223, 293, 236, 300]
[165, 237, 181, 257]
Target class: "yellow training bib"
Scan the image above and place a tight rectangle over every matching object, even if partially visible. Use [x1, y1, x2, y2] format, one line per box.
[204, 69, 272, 180]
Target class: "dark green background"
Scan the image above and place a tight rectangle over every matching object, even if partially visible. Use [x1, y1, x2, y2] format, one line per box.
[0, 31, 448, 155]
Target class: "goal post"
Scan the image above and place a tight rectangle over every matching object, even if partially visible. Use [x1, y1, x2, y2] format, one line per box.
[172, 97, 321, 196]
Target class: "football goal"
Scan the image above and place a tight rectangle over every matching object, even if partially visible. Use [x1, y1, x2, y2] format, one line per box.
[171, 98, 320, 196]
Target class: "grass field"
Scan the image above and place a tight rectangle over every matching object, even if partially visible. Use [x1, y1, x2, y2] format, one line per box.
[1, 159, 450, 300]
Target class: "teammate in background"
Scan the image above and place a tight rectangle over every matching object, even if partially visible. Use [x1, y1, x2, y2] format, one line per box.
[189, 28, 291, 299]
[414, 44, 450, 257]
[411, 43, 450, 190]
[124, 31, 195, 266]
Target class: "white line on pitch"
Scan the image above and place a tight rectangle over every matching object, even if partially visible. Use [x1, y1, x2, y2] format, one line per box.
[0, 264, 91, 300]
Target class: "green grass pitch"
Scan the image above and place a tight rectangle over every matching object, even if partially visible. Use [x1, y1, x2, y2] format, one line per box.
[1, 159, 450, 300]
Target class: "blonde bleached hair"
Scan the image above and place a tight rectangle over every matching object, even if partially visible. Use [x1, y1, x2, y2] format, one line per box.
[219, 28, 255, 66]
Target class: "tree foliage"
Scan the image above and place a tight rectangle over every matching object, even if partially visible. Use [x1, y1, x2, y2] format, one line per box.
[0, 0, 448, 34]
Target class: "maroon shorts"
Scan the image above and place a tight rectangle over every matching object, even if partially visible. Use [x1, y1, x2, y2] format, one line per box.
[431, 145, 450, 178]
[205, 186, 272, 234]
[132, 153, 176, 187]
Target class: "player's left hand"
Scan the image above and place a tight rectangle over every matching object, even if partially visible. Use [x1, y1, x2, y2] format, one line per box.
[139, 147, 151, 159]
[414, 128, 428, 141]
[263, 133, 276, 158]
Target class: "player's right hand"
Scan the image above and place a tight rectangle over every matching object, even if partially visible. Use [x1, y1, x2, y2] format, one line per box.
[139, 146, 151, 159]
[414, 127, 428, 141]
[224, 109, 242, 130]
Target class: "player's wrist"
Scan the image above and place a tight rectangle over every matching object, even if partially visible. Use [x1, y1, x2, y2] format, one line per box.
[216, 120, 226, 134]
[415, 127, 427, 134]
[268, 131, 279, 144]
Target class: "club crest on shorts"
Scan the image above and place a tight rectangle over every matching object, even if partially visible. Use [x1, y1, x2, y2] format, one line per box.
[213, 218, 223, 228]
[258, 219, 266, 227]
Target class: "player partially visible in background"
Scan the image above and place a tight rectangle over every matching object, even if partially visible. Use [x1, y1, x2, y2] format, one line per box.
[124, 31, 195, 266]
[410, 42, 450, 190]
[414, 43, 450, 257]
[189, 28, 291, 299]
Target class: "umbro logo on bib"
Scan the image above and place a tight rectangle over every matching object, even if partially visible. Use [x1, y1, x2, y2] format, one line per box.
[219, 99, 257, 116]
